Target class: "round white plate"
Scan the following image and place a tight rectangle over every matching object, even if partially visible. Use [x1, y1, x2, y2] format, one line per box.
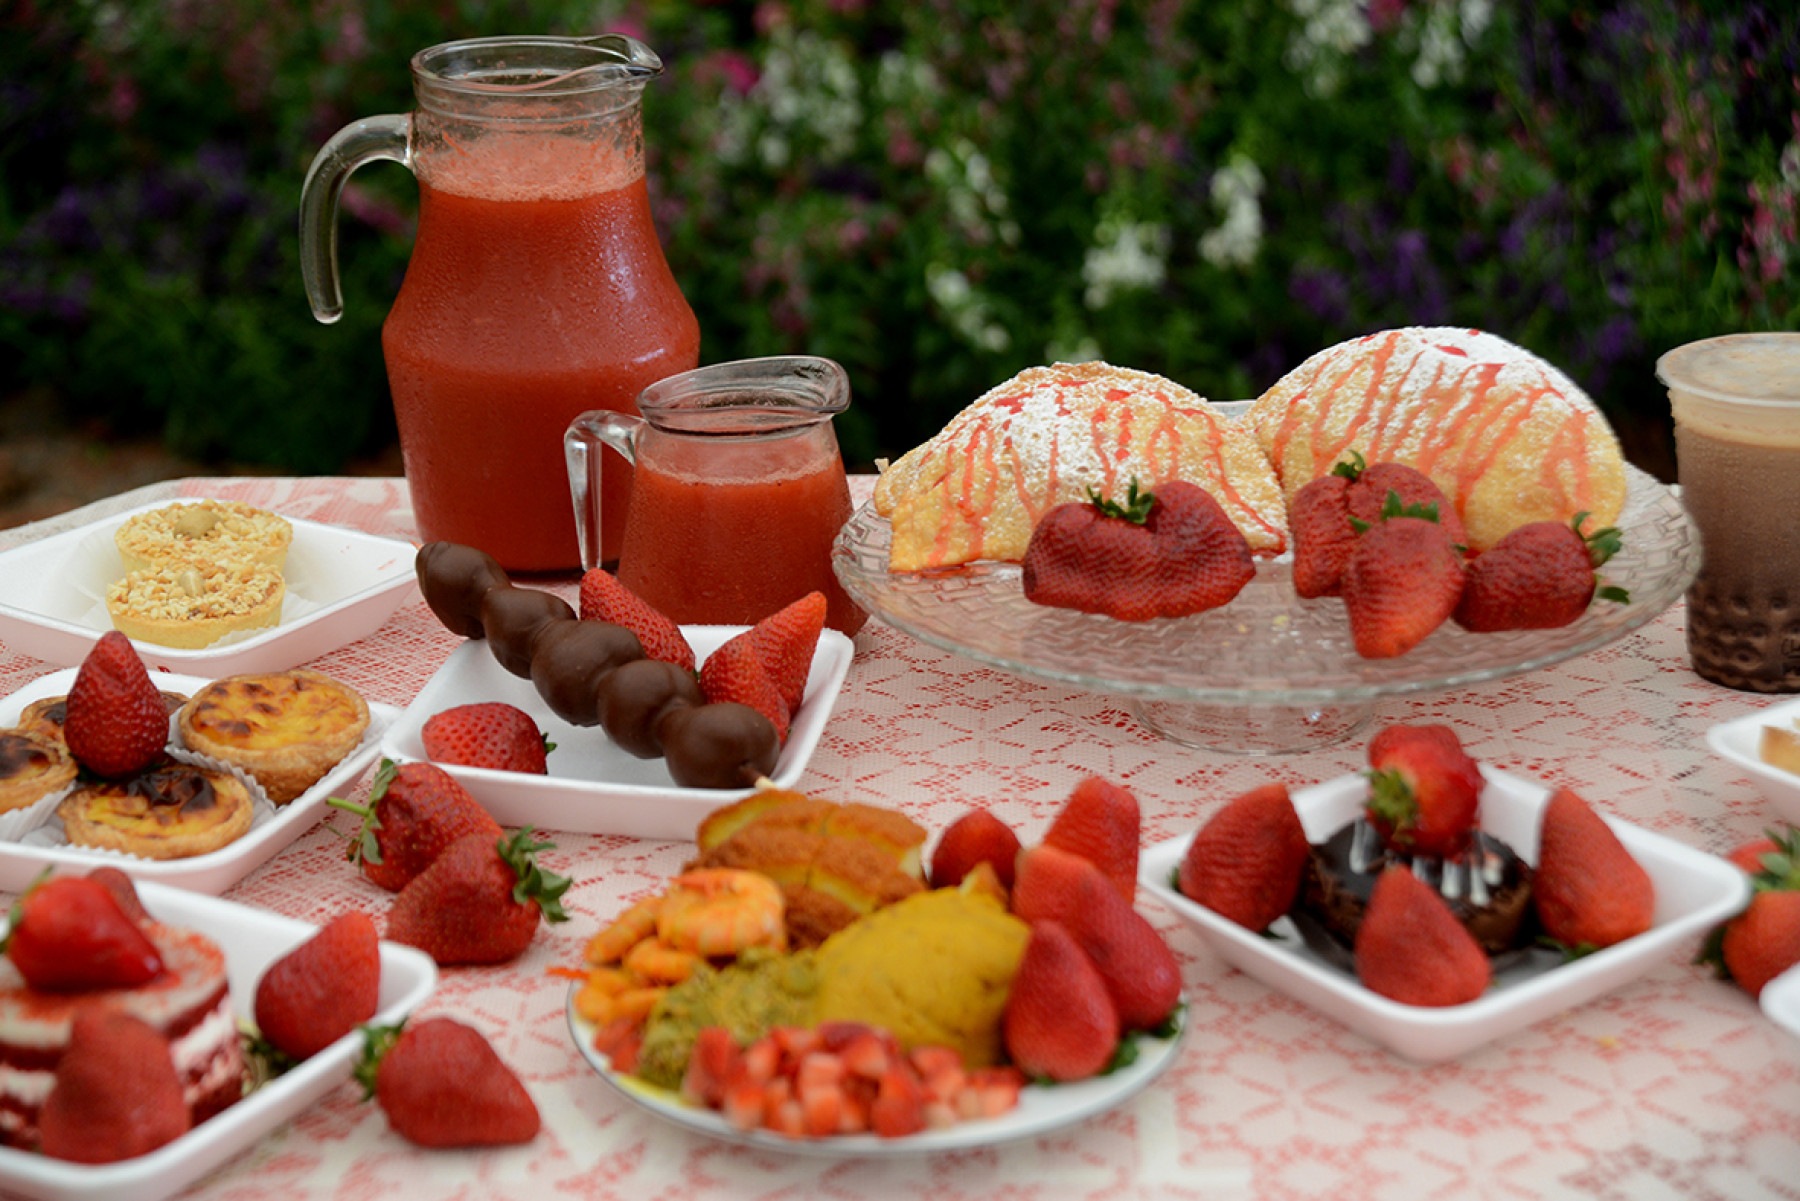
[566, 986, 1185, 1157]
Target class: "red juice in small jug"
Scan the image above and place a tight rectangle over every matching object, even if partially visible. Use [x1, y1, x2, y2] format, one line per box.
[617, 446, 865, 635]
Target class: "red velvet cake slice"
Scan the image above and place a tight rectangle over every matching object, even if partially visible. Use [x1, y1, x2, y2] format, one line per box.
[0, 922, 246, 1149]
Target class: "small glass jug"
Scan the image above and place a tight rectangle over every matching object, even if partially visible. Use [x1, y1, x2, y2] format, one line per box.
[300, 35, 698, 572]
[565, 357, 867, 635]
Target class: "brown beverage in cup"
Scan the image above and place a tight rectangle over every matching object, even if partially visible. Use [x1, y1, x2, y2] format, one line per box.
[1658, 333, 1800, 691]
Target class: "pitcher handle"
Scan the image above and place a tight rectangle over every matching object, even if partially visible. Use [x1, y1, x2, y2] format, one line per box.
[299, 114, 413, 324]
[564, 410, 646, 572]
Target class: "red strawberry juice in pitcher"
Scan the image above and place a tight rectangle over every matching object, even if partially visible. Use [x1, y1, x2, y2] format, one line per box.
[300, 36, 696, 572]
[383, 159, 697, 571]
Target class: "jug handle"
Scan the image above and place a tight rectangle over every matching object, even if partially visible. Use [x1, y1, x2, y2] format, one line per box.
[564, 411, 646, 572]
[299, 115, 412, 324]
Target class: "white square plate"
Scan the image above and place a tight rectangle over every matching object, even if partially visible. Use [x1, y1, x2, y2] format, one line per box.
[0, 669, 395, 895]
[1705, 695, 1800, 825]
[0, 880, 436, 1201]
[1140, 766, 1750, 1062]
[1761, 962, 1800, 1042]
[380, 626, 854, 839]
[0, 500, 417, 674]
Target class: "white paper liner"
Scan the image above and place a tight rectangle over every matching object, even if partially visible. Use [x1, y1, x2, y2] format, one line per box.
[0, 779, 78, 843]
[68, 513, 325, 644]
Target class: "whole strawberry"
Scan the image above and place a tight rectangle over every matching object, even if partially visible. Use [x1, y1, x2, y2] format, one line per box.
[1013, 844, 1182, 1031]
[254, 911, 381, 1062]
[1176, 782, 1309, 933]
[1290, 455, 1468, 600]
[38, 1010, 190, 1163]
[1365, 726, 1483, 859]
[1022, 479, 1255, 621]
[1533, 787, 1655, 954]
[579, 569, 695, 671]
[421, 703, 551, 774]
[1454, 514, 1629, 632]
[62, 631, 168, 777]
[328, 759, 503, 893]
[1289, 472, 1358, 599]
[929, 808, 1022, 890]
[1702, 826, 1800, 1000]
[1354, 866, 1492, 1007]
[386, 828, 571, 966]
[1002, 920, 1118, 1082]
[698, 639, 790, 743]
[4, 875, 164, 992]
[1340, 492, 1465, 659]
[357, 1017, 540, 1148]
[742, 590, 827, 713]
[1042, 776, 1141, 903]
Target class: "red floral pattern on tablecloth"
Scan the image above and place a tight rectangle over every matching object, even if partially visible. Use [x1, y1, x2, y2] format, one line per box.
[0, 477, 1796, 1201]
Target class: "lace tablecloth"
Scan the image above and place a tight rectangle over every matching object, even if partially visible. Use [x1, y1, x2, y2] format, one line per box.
[0, 476, 1796, 1201]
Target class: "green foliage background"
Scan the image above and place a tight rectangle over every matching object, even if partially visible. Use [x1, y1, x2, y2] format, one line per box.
[3, 0, 1795, 477]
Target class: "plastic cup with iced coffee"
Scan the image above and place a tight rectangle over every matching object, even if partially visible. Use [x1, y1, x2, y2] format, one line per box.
[1657, 332, 1800, 692]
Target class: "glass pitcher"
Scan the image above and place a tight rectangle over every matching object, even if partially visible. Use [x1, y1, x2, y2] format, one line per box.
[565, 357, 868, 636]
[300, 35, 699, 572]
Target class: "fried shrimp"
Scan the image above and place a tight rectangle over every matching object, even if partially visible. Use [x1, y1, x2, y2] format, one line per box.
[656, 868, 786, 957]
[586, 897, 661, 965]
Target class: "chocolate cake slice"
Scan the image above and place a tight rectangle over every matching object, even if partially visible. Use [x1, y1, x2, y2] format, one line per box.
[1297, 818, 1536, 957]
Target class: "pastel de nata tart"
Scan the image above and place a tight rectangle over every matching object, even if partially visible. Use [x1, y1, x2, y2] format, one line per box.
[57, 758, 256, 859]
[873, 361, 1289, 570]
[0, 729, 78, 816]
[1246, 327, 1628, 552]
[18, 691, 189, 745]
[177, 670, 370, 804]
[0, 918, 246, 1148]
[114, 499, 293, 573]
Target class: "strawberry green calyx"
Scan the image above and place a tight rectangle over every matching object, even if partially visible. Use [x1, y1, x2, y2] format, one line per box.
[1365, 769, 1420, 840]
[1573, 513, 1632, 605]
[1748, 826, 1800, 892]
[498, 828, 573, 924]
[327, 758, 398, 867]
[1086, 479, 1156, 525]
[1350, 488, 1440, 534]
[0, 868, 54, 957]
[354, 1021, 405, 1099]
[1329, 450, 1368, 482]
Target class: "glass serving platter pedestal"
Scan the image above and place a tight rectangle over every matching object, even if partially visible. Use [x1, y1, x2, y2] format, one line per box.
[832, 463, 1699, 756]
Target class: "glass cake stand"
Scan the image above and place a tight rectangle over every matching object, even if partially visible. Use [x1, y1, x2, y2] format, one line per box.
[832, 463, 1699, 755]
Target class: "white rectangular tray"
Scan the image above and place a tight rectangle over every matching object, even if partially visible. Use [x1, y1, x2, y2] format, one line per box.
[0, 500, 416, 674]
[380, 627, 854, 839]
[1142, 766, 1750, 1062]
[1706, 694, 1800, 826]
[0, 881, 436, 1201]
[0, 669, 393, 894]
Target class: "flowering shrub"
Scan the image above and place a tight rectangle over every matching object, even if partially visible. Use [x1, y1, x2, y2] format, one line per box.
[2, 0, 1794, 474]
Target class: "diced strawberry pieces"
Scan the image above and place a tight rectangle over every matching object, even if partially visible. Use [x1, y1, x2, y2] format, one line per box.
[795, 1050, 845, 1094]
[816, 1020, 880, 1052]
[764, 1096, 807, 1138]
[681, 1027, 743, 1109]
[720, 1081, 765, 1131]
[799, 1081, 844, 1137]
[870, 1066, 928, 1138]
[735, 1036, 780, 1086]
[591, 1018, 644, 1076]
[838, 1031, 893, 1080]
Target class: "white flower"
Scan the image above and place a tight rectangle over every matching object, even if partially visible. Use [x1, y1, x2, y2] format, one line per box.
[1408, 0, 1493, 89]
[926, 139, 1017, 245]
[1082, 214, 1171, 309]
[926, 264, 1011, 353]
[1198, 155, 1266, 270]
[752, 30, 862, 163]
[1284, 0, 1372, 98]
[1046, 335, 1103, 364]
